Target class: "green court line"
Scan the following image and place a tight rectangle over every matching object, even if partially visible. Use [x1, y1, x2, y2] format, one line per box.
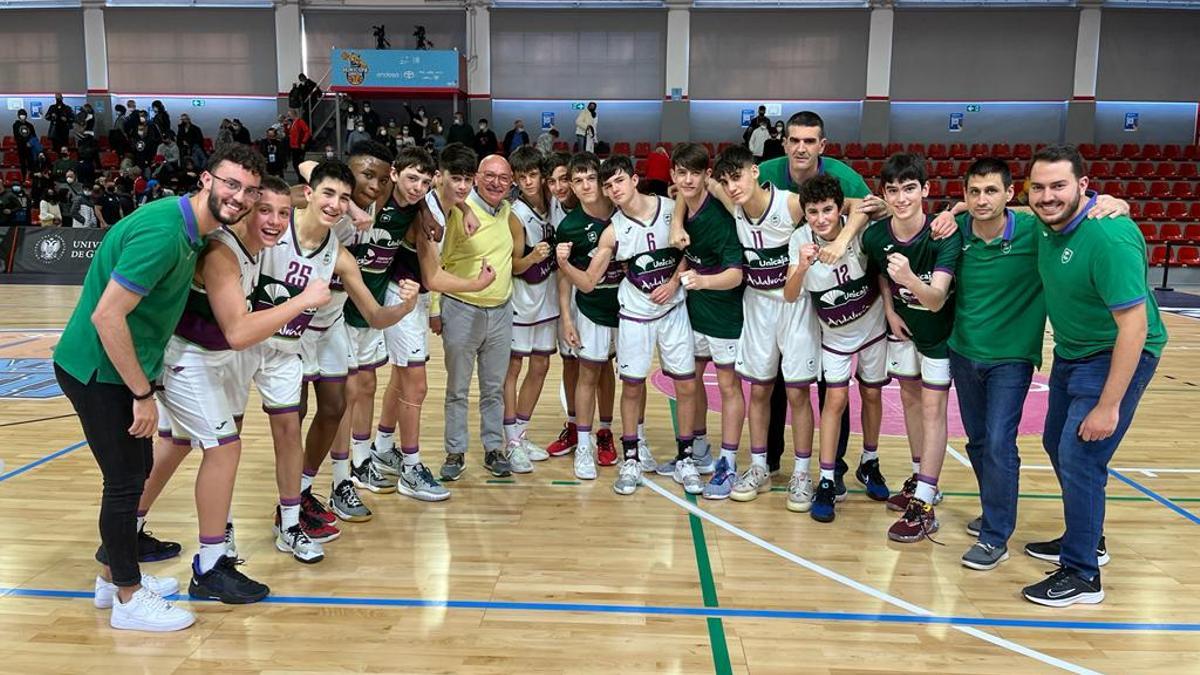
[485, 479, 516, 484]
[550, 480, 580, 485]
[764, 486, 1200, 503]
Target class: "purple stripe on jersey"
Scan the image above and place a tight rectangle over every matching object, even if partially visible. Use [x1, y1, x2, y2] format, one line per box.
[518, 258, 556, 284]
[624, 265, 674, 292]
[744, 266, 788, 290]
[822, 331, 887, 356]
[174, 309, 233, 351]
[359, 242, 399, 274]
[513, 315, 560, 327]
[814, 285, 880, 328]
[264, 404, 301, 415]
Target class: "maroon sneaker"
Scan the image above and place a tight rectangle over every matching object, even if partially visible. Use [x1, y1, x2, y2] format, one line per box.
[596, 429, 618, 466]
[301, 487, 336, 524]
[887, 498, 940, 543]
[886, 474, 917, 512]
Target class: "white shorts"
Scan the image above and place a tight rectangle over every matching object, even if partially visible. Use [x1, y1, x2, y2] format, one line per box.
[301, 317, 353, 383]
[735, 291, 821, 386]
[247, 345, 304, 414]
[558, 289, 578, 359]
[823, 335, 890, 388]
[618, 304, 695, 381]
[512, 318, 558, 357]
[694, 331, 739, 369]
[886, 337, 952, 390]
[385, 291, 431, 367]
[576, 308, 617, 364]
[158, 358, 251, 449]
[347, 324, 387, 372]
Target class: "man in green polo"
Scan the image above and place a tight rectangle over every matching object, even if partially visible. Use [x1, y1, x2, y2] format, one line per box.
[54, 143, 266, 632]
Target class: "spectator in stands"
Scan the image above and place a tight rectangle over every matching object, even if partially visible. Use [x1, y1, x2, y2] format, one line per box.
[129, 166, 147, 198]
[306, 78, 324, 118]
[347, 122, 370, 151]
[288, 75, 306, 114]
[157, 132, 180, 166]
[109, 104, 130, 156]
[447, 111, 473, 147]
[215, 119, 235, 154]
[762, 125, 784, 162]
[643, 145, 671, 196]
[69, 184, 98, 228]
[743, 105, 770, 146]
[74, 153, 97, 188]
[583, 125, 596, 153]
[30, 167, 53, 205]
[97, 181, 125, 226]
[39, 188, 65, 227]
[748, 119, 770, 163]
[53, 149, 74, 181]
[323, 144, 336, 160]
[260, 128, 287, 177]
[502, 120, 530, 156]
[427, 117, 447, 153]
[114, 180, 136, 215]
[575, 101, 597, 151]
[118, 153, 135, 174]
[231, 119, 252, 146]
[176, 114, 204, 165]
[122, 100, 142, 138]
[47, 93, 74, 151]
[405, 104, 429, 143]
[62, 169, 83, 202]
[77, 131, 100, 172]
[0, 181, 29, 226]
[474, 118, 498, 157]
[75, 103, 96, 141]
[288, 109, 311, 180]
[361, 101, 381, 137]
[149, 100, 170, 138]
[131, 124, 155, 169]
[395, 125, 416, 150]
[536, 126, 558, 156]
[12, 109, 36, 177]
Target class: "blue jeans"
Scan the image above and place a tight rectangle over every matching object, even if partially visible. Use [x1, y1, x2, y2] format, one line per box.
[949, 350, 1033, 549]
[1043, 350, 1159, 581]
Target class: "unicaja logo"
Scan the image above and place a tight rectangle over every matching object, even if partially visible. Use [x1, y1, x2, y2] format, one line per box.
[35, 232, 65, 263]
[1061, 248, 1074, 264]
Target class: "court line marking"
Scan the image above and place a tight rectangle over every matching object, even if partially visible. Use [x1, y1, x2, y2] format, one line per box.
[1109, 469, 1200, 526]
[2, 587, 1198, 634]
[1024, 465, 1200, 475]
[0, 336, 42, 350]
[0, 440, 88, 484]
[642, 479, 1098, 675]
[685, 491, 733, 675]
[946, 443, 972, 468]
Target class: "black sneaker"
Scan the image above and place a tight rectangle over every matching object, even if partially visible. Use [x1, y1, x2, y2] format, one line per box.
[484, 449, 512, 477]
[188, 555, 270, 604]
[440, 452, 466, 481]
[833, 472, 847, 502]
[1024, 536, 1110, 567]
[854, 459, 889, 501]
[966, 515, 982, 537]
[95, 528, 182, 565]
[810, 478, 837, 523]
[1022, 568, 1104, 607]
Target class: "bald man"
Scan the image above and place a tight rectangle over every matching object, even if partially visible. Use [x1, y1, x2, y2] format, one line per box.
[437, 155, 517, 478]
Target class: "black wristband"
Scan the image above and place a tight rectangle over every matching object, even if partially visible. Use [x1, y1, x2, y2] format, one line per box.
[132, 388, 155, 401]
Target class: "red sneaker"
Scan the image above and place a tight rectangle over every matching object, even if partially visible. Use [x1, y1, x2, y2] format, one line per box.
[300, 509, 341, 544]
[887, 498, 939, 543]
[301, 487, 336, 524]
[596, 429, 618, 466]
[886, 474, 917, 512]
[546, 422, 578, 457]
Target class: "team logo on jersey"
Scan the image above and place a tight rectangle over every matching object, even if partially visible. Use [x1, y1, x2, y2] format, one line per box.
[587, 231, 598, 243]
[1061, 248, 1074, 264]
[1001, 241, 1012, 254]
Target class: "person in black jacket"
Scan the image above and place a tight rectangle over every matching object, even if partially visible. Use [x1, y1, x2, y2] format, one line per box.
[473, 118, 498, 157]
[501, 120, 530, 156]
[361, 101, 381, 137]
[12, 109, 37, 178]
[447, 111, 473, 147]
[130, 124, 156, 169]
[259, 128, 287, 177]
[46, 93, 74, 151]
[149, 100, 171, 140]
[176, 114, 204, 163]
[230, 119, 252, 146]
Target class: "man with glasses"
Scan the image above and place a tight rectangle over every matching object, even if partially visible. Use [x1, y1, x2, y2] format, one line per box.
[54, 143, 266, 632]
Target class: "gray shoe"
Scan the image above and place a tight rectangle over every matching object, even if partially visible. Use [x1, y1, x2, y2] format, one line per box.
[484, 449, 512, 477]
[966, 515, 982, 537]
[654, 457, 676, 477]
[961, 541, 1009, 571]
[612, 458, 642, 496]
[692, 442, 715, 475]
[351, 458, 396, 494]
[330, 479, 372, 522]
[399, 462, 450, 502]
[372, 446, 404, 476]
[440, 453, 466, 482]
[507, 439, 533, 474]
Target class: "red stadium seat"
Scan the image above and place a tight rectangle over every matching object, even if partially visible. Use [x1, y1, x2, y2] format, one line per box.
[1155, 162, 1179, 179]
[934, 160, 955, 178]
[1149, 245, 1169, 267]
[1, 152, 15, 168]
[1143, 202, 1167, 220]
[1008, 161, 1025, 179]
[1159, 223, 1184, 240]
[1078, 143, 1098, 160]
[98, 136, 109, 150]
[1142, 144, 1163, 161]
[991, 143, 1013, 159]
[946, 180, 964, 199]
[1103, 181, 1125, 198]
[1139, 223, 1157, 240]
[1185, 145, 1200, 161]
[865, 143, 885, 159]
[1013, 144, 1033, 160]
[1163, 144, 1184, 161]
[634, 159, 647, 176]
[1150, 181, 1172, 199]
[1179, 246, 1200, 267]
[926, 179, 944, 199]
[100, 152, 118, 169]
[659, 142, 674, 154]
[969, 143, 989, 158]
[1128, 202, 1143, 221]
[1135, 162, 1156, 179]
[633, 142, 651, 158]
[553, 141, 568, 152]
[844, 143, 865, 159]
[885, 142, 904, 156]
[906, 143, 926, 156]
[717, 141, 733, 154]
[850, 160, 870, 176]
[868, 160, 884, 177]
[1121, 144, 1141, 160]
[1098, 143, 1119, 160]
[1172, 182, 1196, 200]
[1190, 203, 1200, 221]
[949, 143, 969, 160]
[825, 142, 842, 157]
[1089, 161, 1112, 179]
[1177, 162, 1197, 180]
[1185, 224, 1200, 239]
[927, 143, 949, 160]
[612, 141, 631, 156]
[700, 142, 715, 158]
[1167, 202, 1190, 221]
[1111, 161, 1134, 177]
[0, 136, 13, 149]
[1124, 181, 1148, 200]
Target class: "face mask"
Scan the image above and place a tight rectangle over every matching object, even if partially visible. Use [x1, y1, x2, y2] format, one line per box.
[479, 125, 487, 131]
[12, 186, 21, 193]
[66, 178, 75, 184]
[325, 152, 335, 159]
[364, 107, 371, 112]
[357, 126, 365, 132]
[18, 115, 26, 121]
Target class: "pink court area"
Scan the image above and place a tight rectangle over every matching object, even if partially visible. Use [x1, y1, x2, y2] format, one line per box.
[651, 363, 1049, 437]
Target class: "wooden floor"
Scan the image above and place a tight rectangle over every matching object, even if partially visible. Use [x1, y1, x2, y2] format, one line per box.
[1, 284, 1199, 674]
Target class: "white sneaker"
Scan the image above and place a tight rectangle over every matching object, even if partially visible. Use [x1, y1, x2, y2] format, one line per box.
[731, 464, 771, 502]
[273, 522, 325, 564]
[673, 457, 704, 495]
[637, 439, 657, 473]
[507, 439, 534, 474]
[786, 473, 814, 513]
[521, 437, 549, 462]
[109, 586, 195, 632]
[613, 458, 642, 496]
[574, 443, 597, 480]
[94, 574, 180, 609]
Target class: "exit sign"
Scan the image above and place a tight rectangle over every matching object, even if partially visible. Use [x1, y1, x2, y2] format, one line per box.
[571, 102, 585, 110]
[965, 104, 981, 113]
[191, 99, 205, 107]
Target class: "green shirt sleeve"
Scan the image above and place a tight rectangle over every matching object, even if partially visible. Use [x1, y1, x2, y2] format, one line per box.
[1092, 227, 1149, 310]
[111, 224, 178, 297]
[718, 222, 744, 269]
[933, 228, 963, 277]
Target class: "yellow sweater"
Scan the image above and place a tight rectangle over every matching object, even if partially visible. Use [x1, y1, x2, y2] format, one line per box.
[438, 191, 514, 309]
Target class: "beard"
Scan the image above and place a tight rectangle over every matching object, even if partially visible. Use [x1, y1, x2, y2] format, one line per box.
[1035, 188, 1082, 227]
[208, 189, 245, 226]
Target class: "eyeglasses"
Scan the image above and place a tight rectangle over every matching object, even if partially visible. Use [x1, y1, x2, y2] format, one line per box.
[210, 173, 262, 200]
[481, 172, 512, 185]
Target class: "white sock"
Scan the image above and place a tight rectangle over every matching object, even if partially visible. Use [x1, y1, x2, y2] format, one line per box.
[136, 516, 146, 532]
[504, 421, 520, 444]
[793, 455, 810, 476]
[599, 418, 612, 431]
[751, 453, 767, 469]
[374, 427, 395, 455]
[300, 472, 314, 493]
[820, 467, 835, 481]
[637, 422, 646, 441]
[577, 429, 594, 454]
[515, 418, 529, 440]
[568, 414, 576, 424]
[911, 460, 921, 475]
[720, 448, 738, 466]
[280, 503, 300, 530]
[861, 448, 878, 463]
[914, 479, 937, 504]
[351, 436, 371, 466]
[402, 448, 421, 466]
[198, 542, 225, 574]
[331, 455, 351, 486]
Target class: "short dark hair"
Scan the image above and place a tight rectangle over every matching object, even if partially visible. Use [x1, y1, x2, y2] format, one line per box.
[478, 117, 489, 125]
[965, 157, 1012, 188]
[711, 145, 756, 182]
[1031, 144, 1085, 181]
[670, 142, 710, 173]
[798, 174, 844, 211]
[259, 175, 291, 198]
[438, 143, 478, 177]
[206, 142, 266, 177]
[599, 155, 635, 184]
[393, 146, 437, 176]
[509, 146, 545, 176]
[309, 160, 356, 192]
[348, 140, 395, 166]
[880, 152, 928, 187]
[569, 151, 601, 177]
[545, 151, 572, 175]
[785, 111, 825, 139]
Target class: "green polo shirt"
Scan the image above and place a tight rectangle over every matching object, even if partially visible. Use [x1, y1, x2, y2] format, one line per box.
[757, 155, 870, 199]
[1037, 194, 1167, 360]
[683, 194, 745, 340]
[949, 209, 1046, 368]
[54, 196, 207, 385]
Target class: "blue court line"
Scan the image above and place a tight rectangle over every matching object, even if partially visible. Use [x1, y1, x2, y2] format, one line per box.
[0, 336, 42, 350]
[0, 440, 88, 484]
[1110, 469, 1200, 526]
[3, 587, 1199, 633]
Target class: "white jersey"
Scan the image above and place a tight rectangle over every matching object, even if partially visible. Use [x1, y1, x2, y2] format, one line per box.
[165, 226, 259, 367]
[795, 225, 885, 354]
[614, 195, 684, 320]
[550, 196, 571, 229]
[511, 196, 559, 325]
[735, 185, 802, 300]
[254, 215, 340, 354]
[320, 201, 376, 327]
